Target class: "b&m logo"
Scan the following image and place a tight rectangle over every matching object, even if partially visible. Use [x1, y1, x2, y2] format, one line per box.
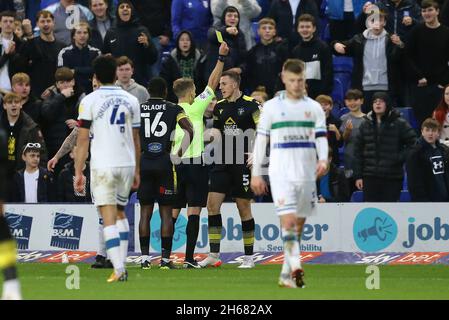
[403, 217, 449, 248]
[150, 210, 187, 251]
[353, 208, 398, 252]
[5, 213, 33, 250]
[50, 213, 83, 250]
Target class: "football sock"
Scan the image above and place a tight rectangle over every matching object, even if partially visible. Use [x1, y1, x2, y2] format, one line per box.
[96, 211, 106, 257]
[282, 228, 300, 272]
[139, 236, 150, 256]
[103, 225, 124, 274]
[208, 214, 222, 254]
[185, 215, 200, 261]
[242, 218, 255, 255]
[116, 218, 129, 265]
[161, 236, 173, 260]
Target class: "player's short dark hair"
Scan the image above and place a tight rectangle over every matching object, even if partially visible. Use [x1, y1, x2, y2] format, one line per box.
[55, 67, 74, 82]
[93, 55, 117, 84]
[421, 0, 439, 10]
[70, 22, 91, 39]
[221, 70, 241, 86]
[148, 77, 168, 99]
[421, 118, 441, 131]
[116, 56, 134, 68]
[298, 14, 316, 26]
[0, 11, 16, 20]
[282, 59, 305, 74]
[345, 89, 364, 100]
[36, 10, 54, 23]
[173, 78, 194, 98]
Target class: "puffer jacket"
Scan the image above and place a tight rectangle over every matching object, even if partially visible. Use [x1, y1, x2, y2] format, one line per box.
[353, 109, 417, 179]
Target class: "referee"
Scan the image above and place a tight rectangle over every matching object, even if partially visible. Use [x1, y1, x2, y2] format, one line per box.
[198, 70, 261, 269]
[0, 127, 21, 299]
[171, 42, 229, 269]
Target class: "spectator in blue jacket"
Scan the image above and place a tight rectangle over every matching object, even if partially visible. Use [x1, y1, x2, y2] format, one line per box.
[171, 0, 213, 51]
[325, 0, 368, 42]
[57, 22, 101, 93]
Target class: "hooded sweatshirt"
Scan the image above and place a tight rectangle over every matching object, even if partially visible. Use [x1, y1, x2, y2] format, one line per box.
[362, 29, 389, 91]
[116, 79, 150, 104]
[102, 0, 158, 86]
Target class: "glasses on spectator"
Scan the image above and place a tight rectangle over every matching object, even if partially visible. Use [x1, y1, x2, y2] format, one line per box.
[23, 142, 41, 154]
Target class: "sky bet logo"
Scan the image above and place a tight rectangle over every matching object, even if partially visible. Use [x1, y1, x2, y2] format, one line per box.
[50, 213, 83, 250]
[353, 208, 398, 252]
[5, 213, 33, 249]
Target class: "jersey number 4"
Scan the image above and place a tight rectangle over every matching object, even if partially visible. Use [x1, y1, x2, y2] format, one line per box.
[144, 112, 167, 137]
[110, 104, 126, 132]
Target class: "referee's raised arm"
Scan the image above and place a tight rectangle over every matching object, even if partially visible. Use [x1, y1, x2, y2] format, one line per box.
[207, 42, 229, 91]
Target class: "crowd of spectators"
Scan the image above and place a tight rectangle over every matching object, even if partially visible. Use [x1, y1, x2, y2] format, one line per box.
[1, 0, 449, 204]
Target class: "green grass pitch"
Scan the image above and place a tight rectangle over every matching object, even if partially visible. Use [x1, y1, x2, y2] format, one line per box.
[3, 263, 449, 300]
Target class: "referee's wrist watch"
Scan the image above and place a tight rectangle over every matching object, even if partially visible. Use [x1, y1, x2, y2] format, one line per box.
[218, 55, 226, 62]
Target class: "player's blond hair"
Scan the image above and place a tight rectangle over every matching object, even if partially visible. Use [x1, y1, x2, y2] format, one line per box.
[282, 59, 305, 74]
[173, 78, 195, 98]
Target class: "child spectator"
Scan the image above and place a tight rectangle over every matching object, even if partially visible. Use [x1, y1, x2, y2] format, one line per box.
[12, 142, 55, 203]
[432, 84, 449, 145]
[250, 86, 269, 104]
[406, 118, 449, 202]
[316, 94, 342, 166]
[353, 91, 416, 202]
[339, 89, 365, 194]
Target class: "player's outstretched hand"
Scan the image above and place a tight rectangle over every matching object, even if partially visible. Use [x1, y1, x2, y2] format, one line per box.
[47, 157, 58, 172]
[316, 160, 328, 178]
[251, 176, 268, 196]
[74, 174, 86, 194]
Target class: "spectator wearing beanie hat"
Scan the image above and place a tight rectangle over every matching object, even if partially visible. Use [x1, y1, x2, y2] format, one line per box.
[353, 91, 416, 202]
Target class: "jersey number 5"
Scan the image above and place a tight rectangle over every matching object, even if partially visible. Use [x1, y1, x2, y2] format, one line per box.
[144, 112, 167, 137]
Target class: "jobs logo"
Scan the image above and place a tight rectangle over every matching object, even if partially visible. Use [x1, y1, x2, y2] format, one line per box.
[51, 213, 83, 250]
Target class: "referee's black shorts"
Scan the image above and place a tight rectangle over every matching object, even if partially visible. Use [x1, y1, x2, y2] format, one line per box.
[209, 164, 253, 199]
[138, 160, 177, 206]
[173, 157, 209, 209]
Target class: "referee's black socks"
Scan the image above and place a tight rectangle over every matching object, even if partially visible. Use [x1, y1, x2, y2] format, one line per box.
[208, 214, 222, 254]
[242, 218, 255, 255]
[185, 215, 200, 261]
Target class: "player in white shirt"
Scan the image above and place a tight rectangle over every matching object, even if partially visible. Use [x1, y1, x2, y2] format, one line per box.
[251, 59, 328, 288]
[74, 56, 141, 283]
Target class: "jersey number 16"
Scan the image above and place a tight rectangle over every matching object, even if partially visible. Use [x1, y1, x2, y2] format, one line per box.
[144, 112, 168, 138]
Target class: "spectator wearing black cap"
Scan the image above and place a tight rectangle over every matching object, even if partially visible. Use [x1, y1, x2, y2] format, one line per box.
[353, 92, 416, 202]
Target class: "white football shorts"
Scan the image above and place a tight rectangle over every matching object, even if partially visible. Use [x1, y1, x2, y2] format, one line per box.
[270, 180, 317, 217]
[91, 166, 135, 206]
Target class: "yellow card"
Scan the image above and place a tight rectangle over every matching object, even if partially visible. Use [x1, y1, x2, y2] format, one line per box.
[215, 30, 223, 43]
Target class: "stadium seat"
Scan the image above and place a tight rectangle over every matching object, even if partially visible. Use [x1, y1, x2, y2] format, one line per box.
[252, 22, 260, 44]
[400, 190, 411, 202]
[332, 56, 353, 74]
[331, 78, 345, 109]
[350, 190, 411, 202]
[397, 107, 419, 130]
[350, 191, 364, 202]
[339, 106, 350, 118]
